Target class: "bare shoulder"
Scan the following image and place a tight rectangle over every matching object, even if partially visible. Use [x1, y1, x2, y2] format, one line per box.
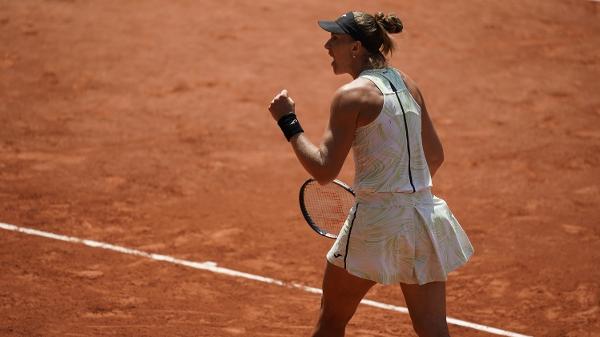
[331, 77, 381, 111]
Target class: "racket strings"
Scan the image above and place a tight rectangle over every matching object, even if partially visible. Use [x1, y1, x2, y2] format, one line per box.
[303, 181, 355, 235]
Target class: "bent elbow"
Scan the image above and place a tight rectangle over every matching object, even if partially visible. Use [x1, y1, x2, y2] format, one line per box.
[315, 173, 336, 186]
[309, 154, 342, 185]
[436, 150, 445, 166]
[426, 148, 444, 172]
[313, 169, 339, 186]
[431, 146, 444, 165]
[316, 178, 333, 185]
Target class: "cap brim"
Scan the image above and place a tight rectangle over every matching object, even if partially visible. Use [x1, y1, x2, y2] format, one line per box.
[318, 20, 346, 34]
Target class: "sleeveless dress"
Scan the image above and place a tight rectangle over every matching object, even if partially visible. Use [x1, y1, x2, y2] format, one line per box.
[326, 68, 474, 285]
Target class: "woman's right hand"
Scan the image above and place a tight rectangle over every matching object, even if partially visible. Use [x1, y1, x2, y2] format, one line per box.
[268, 89, 296, 122]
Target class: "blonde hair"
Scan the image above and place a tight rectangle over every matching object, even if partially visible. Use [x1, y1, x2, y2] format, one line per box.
[353, 12, 403, 68]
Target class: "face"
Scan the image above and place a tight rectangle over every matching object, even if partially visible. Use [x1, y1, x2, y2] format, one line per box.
[324, 33, 359, 74]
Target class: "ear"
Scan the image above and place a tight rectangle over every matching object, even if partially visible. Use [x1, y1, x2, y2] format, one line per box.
[351, 40, 362, 57]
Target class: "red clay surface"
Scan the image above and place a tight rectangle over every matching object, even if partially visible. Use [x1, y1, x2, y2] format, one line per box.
[1, 0, 599, 336]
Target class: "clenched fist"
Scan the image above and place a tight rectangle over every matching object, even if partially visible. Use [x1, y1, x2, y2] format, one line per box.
[268, 89, 296, 121]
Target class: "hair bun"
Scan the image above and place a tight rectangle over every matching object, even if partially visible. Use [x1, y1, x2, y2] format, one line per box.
[374, 12, 403, 34]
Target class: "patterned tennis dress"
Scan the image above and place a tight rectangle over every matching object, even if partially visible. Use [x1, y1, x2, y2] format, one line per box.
[326, 68, 474, 285]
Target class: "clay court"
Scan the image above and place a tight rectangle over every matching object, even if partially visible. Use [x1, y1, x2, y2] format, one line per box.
[1, 0, 599, 336]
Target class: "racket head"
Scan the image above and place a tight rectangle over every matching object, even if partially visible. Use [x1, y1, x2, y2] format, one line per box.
[299, 178, 356, 239]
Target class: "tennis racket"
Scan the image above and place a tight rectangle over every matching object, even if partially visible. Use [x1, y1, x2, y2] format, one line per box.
[299, 178, 356, 239]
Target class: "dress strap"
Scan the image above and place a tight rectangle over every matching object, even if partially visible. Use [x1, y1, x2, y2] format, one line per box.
[359, 68, 407, 95]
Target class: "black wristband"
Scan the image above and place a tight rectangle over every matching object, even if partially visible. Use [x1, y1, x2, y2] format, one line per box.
[277, 113, 304, 141]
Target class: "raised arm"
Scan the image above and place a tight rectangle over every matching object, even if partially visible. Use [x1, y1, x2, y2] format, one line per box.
[269, 86, 364, 184]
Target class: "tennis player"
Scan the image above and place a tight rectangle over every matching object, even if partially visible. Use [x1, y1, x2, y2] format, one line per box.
[268, 11, 473, 337]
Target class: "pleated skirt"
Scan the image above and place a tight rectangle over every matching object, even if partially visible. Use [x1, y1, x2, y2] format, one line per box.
[326, 188, 474, 285]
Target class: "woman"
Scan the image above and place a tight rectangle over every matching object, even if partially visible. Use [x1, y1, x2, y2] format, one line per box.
[268, 11, 473, 337]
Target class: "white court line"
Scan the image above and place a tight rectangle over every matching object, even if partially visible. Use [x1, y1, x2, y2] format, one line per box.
[0, 222, 532, 337]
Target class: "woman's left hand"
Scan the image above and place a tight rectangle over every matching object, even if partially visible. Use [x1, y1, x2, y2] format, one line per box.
[268, 89, 296, 121]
